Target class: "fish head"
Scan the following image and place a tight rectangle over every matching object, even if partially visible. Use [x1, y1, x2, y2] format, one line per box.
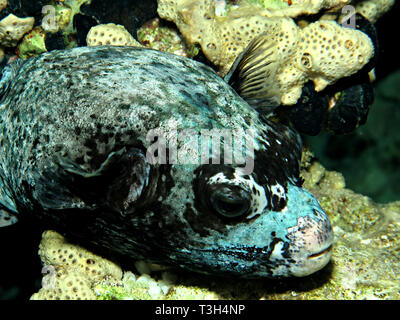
[176, 162, 334, 279]
[112, 122, 334, 278]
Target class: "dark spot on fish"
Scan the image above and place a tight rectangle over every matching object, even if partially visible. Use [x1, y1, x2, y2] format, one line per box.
[32, 137, 40, 149]
[75, 156, 85, 165]
[119, 104, 130, 110]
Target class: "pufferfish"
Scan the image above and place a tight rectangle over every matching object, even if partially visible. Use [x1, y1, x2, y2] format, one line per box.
[0, 42, 333, 278]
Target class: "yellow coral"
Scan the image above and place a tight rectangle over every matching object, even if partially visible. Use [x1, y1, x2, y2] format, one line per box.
[295, 21, 373, 88]
[31, 267, 97, 300]
[277, 19, 374, 104]
[354, 0, 395, 23]
[158, 0, 375, 105]
[0, 0, 7, 12]
[31, 230, 123, 300]
[0, 14, 34, 47]
[86, 23, 142, 47]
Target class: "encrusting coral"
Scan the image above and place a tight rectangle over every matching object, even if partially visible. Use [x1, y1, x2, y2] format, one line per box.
[248, 0, 351, 17]
[0, 13, 34, 47]
[30, 230, 123, 300]
[137, 17, 200, 57]
[353, 0, 395, 23]
[157, 0, 376, 105]
[17, 27, 47, 59]
[86, 23, 143, 47]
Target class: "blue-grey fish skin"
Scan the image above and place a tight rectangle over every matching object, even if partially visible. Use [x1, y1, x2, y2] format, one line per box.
[0, 46, 333, 278]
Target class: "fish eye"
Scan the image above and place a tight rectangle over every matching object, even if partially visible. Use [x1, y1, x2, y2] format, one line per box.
[209, 185, 251, 218]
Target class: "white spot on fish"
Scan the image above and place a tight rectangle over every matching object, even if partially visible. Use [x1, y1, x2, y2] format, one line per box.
[270, 241, 285, 260]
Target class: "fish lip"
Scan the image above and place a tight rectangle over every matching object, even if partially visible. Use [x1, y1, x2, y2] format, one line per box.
[307, 244, 333, 260]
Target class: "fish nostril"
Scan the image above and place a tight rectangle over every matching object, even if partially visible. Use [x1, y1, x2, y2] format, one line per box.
[307, 245, 332, 259]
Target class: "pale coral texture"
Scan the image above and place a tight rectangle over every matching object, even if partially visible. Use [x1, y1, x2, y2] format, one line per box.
[158, 0, 374, 105]
[87, 23, 143, 47]
[0, 14, 34, 47]
[354, 0, 395, 23]
[0, 0, 7, 12]
[30, 230, 123, 300]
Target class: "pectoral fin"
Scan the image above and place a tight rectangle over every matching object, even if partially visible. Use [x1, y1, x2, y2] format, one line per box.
[56, 148, 127, 178]
[225, 33, 282, 115]
[51, 147, 152, 215]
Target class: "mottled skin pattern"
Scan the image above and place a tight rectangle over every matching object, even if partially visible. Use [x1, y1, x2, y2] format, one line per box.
[0, 46, 333, 278]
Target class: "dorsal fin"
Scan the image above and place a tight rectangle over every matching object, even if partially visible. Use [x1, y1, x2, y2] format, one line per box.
[225, 33, 281, 116]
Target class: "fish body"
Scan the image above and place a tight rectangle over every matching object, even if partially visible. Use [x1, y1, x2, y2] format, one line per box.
[0, 46, 333, 278]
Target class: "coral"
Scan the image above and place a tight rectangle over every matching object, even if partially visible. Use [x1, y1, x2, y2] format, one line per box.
[248, 0, 350, 17]
[158, 0, 374, 105]
[61, 0, 92, 34]
[157, 0, 299, 73]
[354, 0, 395, 23]
[17, 27, 47, 60]
[285, 20, 374, 100]
[95, 272, 175, 300]
[41, 4, 72, 33]
[0, 14, 34, 47]
[31, 267, 97, 300]
[306, 69, 400, 202]
[0, 0, 6, 12]
[137, 17, 199, 57]
[86, 23, 142, 47]
[94, 271, 219, 300]
[31, 230, 123, 300]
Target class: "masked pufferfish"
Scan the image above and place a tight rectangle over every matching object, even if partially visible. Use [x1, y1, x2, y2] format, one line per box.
[0, 35, 333, 279]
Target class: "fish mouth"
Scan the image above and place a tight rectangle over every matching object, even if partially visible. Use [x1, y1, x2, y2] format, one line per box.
[307, 244, 333, 260]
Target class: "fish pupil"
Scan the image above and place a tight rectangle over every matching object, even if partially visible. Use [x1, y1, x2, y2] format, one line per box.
[210, 186, 251, 218]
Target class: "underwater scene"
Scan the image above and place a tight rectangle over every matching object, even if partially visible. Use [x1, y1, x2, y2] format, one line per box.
[0, 0, 399, 300]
